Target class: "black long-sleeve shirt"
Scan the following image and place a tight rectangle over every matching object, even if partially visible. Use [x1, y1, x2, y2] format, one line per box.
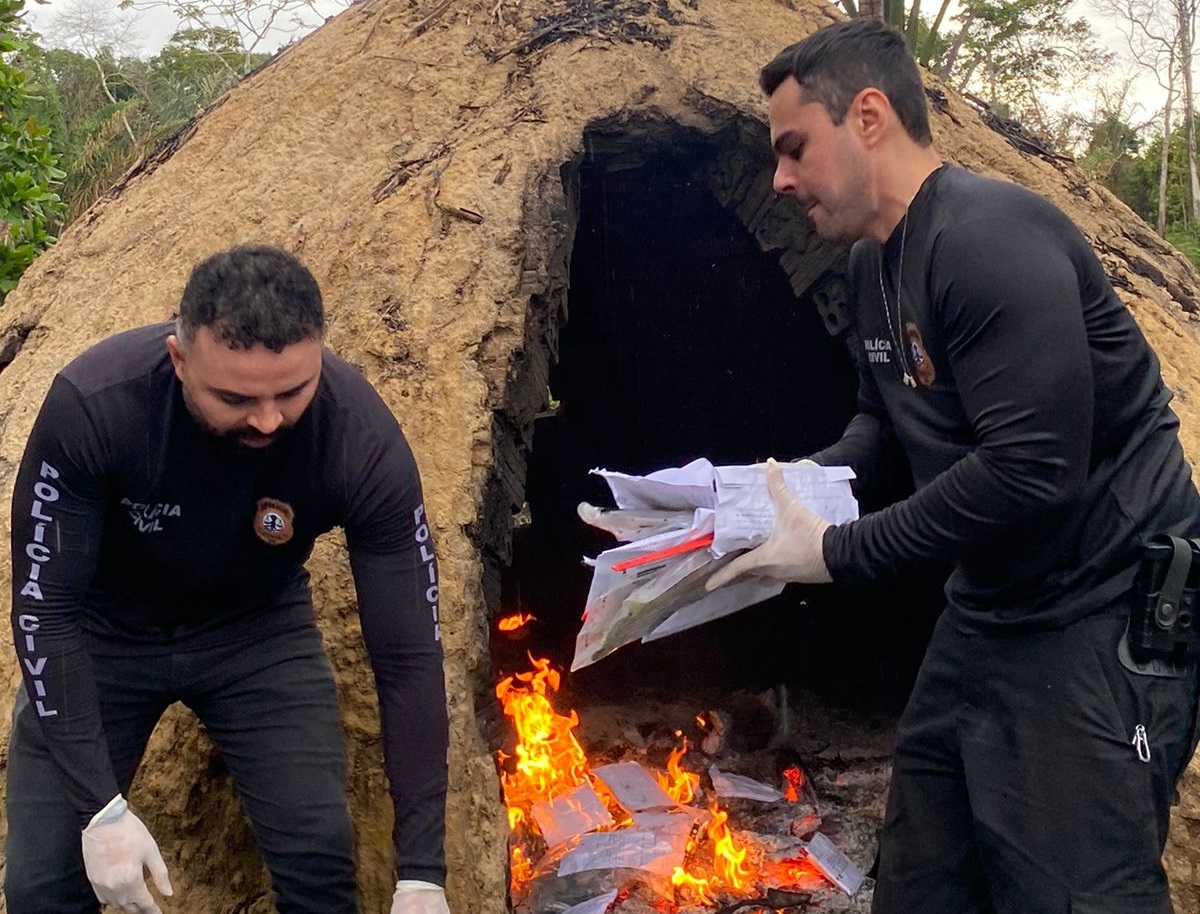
[10, 322, 448, 884]
[813, 165, 1200, 629]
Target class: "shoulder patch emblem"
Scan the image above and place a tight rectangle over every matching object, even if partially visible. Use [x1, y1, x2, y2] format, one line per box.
[904, 322, 936, 388]
[254, 498, 294, 546]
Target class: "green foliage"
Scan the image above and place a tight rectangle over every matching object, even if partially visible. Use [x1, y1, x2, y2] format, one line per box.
[1165, 224, 1200, 269]
[0, 0, 67, 302]
[1079, 112, 1152, 216]
[20, 27, 265, 220]
[118, 0, 339, 75]
[846, 0, 1113, 150]
[943, 0, 1114, 136]
[1095, 121, 1200, 272]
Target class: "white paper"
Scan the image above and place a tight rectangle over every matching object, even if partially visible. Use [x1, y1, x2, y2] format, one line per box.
[643, 577, 785, 640]
[631, 808, 706, 832]
[572, 513, 716, 671]
[558, 827, 690, 878]
[591, 762, 676, 812]
[712, 463, 858, 556]
[709, 766, 785, 802]
[530, 781, 615, 849]
[572, 459, 858, 670]
[592, 458, 717, 511]
[806, 831, 865, 895]
[577, 502, 694, 542]
[562, 890, 619, 914]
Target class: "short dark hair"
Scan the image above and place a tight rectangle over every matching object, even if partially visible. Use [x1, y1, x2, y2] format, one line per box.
[177, 245, 324, 352]
[760, 19, 932, 146]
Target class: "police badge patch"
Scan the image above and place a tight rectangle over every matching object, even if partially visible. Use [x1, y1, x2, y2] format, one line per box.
[904, 321, 937, 388]
[254, 497, 295, 545]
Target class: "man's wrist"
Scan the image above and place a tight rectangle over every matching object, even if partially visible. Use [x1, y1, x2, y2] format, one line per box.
[395, 880, 444, 892]
[86, 794, 127, 830]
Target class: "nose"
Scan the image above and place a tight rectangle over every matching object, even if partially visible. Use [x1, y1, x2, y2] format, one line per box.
[247, 401, 284, 436]
[773, 159, 799, 197]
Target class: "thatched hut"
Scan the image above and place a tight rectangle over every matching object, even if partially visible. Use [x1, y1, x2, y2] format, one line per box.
[2, 0, 1199, 911]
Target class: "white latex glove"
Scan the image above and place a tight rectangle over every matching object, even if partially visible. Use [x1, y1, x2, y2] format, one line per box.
[81, 794, 173, 914]
[390, 880, 450, 914]
[706, 458, 833, 590]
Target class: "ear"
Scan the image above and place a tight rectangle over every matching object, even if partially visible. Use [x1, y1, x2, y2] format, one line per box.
[165, 334, 186, 380]
[850, 87, 891, 148]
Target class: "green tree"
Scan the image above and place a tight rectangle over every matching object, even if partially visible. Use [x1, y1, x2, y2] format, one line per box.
[22, 24, 261, 220]
[133, 27, 249, 125]
[0, 0, 66, 302]
[1103, 125, 1200, 268]
[836, 0, 1116, 152]
[119, 0, 346, 74]
[938, 0, 1115, 139]
[1080, 106, 1147, 207]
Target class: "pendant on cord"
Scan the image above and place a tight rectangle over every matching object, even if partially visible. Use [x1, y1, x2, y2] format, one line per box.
[902, 372, 916, 388]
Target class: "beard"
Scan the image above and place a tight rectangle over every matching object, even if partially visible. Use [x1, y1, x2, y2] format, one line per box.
[180, 383, 295, 450]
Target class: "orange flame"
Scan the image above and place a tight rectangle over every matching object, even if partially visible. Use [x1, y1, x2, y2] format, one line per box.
[497, 657, 759, 904]
[655, 737, 700, 805]
[510, 845, 534, 889]
[498, 612, 536, 632]
[708, 804, 753, 889]
[783, 765, 805, 803]
[761, 855, 826, 888]
[496, 655, 591, 895]
[671, 866, 716, 906]
[495, 656, 589, 806]
[670, 803, 754, 901]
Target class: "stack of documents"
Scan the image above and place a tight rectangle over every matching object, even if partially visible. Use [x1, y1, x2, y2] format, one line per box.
[571, 458, 858, 671]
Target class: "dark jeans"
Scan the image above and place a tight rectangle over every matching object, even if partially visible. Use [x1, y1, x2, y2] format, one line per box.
[4, 623, 358, 914]
[872, 609, 1200, 914]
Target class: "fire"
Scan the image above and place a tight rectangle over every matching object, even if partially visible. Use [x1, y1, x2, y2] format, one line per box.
[706, 804, 753, 889]
[655, 736, 700, 805]
[761, 855, 826, 888]
[495, 655, 589, 806]
[498, 612, 536, 632]
[510, 845, 534, 889]
[783, 765, 805, 803]
[497, 656, 756, 905]
[671, 866, 716, 906]
[669, 803, 753, 901]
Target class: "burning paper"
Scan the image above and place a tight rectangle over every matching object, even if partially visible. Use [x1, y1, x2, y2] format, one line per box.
[558, 826, 691, 879]
[804, 831, 865, 896]
[531, 781, 615, 848]
[573, 459, 858, 670]
[709, 766, 785, 803]
[591, 761, 677, 813]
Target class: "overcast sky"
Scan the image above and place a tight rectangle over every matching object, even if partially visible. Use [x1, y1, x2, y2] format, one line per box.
[20, 0, 348, 58]
[18, 0, 1171, 129]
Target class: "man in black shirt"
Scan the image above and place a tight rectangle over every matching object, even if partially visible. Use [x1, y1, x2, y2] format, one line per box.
[708, 19, 1200, 914]
[6, 245, 451, 914]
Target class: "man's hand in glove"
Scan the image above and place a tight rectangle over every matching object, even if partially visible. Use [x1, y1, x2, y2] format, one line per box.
[706, 458, 833, 590]
[81, 795, 173, 914]
[391, 880, 451, 914]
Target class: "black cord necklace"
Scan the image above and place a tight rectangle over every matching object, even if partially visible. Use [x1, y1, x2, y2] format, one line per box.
[877, 209, 917, 389]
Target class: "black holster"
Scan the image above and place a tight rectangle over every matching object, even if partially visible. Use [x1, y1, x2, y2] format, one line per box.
[1128, 534, 1200, 665]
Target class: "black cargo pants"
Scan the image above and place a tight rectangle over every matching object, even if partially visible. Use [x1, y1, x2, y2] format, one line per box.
[3, 622, 358, 914]
[872, 608, 1199, 914]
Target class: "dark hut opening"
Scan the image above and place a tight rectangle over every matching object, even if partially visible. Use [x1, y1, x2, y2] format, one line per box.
[493, 118, 946, 721]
